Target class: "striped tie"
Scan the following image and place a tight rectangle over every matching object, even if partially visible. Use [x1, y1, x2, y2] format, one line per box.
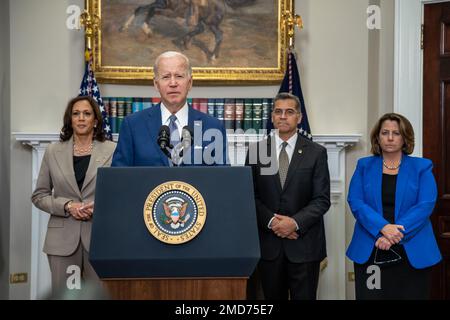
[168, 115, 180, 148]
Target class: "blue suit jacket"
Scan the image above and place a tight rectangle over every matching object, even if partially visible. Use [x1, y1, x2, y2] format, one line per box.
[346, 155, 441, 269]
[111, 104, 228, 167]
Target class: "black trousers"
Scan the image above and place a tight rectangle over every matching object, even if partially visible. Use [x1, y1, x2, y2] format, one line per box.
[354, 246, 432, 300]
[255, 251, 320, 300]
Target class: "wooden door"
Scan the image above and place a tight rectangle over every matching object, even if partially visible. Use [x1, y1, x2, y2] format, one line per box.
[423, 1, 450, 300]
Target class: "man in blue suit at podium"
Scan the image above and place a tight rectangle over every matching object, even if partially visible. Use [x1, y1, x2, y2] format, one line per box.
[112, 51, 228, 167]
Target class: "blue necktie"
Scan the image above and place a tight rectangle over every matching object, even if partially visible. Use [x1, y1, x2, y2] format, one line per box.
[169, 115, 180, 149]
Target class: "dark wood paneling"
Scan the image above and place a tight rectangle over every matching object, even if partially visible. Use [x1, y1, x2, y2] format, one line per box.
[445, 82, 450, 195]
[102, 278, 247, 300]
[440, 22, 450, 56]
[424, 2, 450, 300]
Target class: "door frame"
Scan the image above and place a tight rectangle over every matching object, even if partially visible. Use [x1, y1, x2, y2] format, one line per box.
[394, 0, 448, 157]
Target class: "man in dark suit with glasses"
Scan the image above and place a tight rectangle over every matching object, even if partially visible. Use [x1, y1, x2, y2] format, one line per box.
[246, 92, 331, 300]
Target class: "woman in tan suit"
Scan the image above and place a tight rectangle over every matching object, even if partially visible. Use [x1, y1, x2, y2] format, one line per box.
[32, 96, 116, 293]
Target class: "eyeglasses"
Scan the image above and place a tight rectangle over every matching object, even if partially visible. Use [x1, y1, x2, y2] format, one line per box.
[373, 247, 402, 265]
[272, 108, 299, 117]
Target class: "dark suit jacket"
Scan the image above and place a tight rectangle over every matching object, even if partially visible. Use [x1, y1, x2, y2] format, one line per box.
[111, 103, 228, 166]
[246, 134, 331, 263]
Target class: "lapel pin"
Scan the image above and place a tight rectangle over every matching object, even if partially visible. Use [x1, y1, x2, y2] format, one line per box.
[298, 149, 303, 154]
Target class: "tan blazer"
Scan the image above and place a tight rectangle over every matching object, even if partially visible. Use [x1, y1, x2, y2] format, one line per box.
[32, 139, 116, 256]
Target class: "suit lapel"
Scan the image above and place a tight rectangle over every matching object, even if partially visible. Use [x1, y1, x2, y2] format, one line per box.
[146, 104, 169, 166]
[81, 141, 109, 193]
[54, 140, 81, 198]
[283, 136, 308, 190]
[371, 156, 383, 216]
[187, 104, 198, 129]
[266, 136, 283, 194]
[395, 154, 409, 220]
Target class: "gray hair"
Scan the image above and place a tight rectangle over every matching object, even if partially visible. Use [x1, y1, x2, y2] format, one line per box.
[274, 92, 301, 113]
[153, 51, 192, 78]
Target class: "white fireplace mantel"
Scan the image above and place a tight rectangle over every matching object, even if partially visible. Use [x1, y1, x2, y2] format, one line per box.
[14, 132, 360, 300]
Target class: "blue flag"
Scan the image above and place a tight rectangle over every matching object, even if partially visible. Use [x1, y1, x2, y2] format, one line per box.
[78, 50, 112, 140]
[275, 51, 312, 140]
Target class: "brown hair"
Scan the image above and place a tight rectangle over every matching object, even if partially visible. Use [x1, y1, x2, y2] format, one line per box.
[60, 96, 106, 142]
[370, 113, 414, 155]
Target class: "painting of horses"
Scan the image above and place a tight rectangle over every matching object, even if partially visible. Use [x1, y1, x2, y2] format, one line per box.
[92, 0, 290, 83]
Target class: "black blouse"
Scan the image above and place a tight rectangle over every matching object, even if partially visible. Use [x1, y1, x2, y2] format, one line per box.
[382, 173, 397, 224]
[73, 155, 91, 191]
[380, 173, 406, 258]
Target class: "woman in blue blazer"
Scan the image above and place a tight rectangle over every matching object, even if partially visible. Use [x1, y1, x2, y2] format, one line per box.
[347, 113, 441, 299]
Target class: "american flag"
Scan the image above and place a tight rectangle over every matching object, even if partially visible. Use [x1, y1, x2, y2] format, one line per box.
[279, 50, 312, 140]
[78, 50, 112, 140]
[267, 50, 312, 140]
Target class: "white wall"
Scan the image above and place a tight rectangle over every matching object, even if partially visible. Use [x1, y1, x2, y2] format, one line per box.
[344, 0, 395, 299]
[7, 0, 395, 299]
[0, 0, 11, 300]
[10, 0, 374, 134]
[296, 0, 370, 135]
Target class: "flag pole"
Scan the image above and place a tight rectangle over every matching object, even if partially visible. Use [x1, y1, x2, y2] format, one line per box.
[277, 3, 314, 142]
[80, 0, 100, 61]
[282, 0, 303, 51]
[77, 0, 112, 140]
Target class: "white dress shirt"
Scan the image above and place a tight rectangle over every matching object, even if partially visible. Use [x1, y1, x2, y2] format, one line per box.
[274, 132, 298, 164]
[268, 132, 300, 232]
[160, 102, 189, 137]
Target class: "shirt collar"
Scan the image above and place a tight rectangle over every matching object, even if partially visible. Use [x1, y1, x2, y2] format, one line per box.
[161, 102, 189, 125]
[274, 132, 298, 149]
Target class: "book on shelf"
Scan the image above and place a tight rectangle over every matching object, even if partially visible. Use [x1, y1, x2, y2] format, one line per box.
[243, 99, 253, 131]
[192, 98, 201, 111]
[224, 98, 235, 130]
[152, 97, 161, 105]
[199, 98, 208, 114]
[262, 98, 272, 130]
[252, 99, 263, 130]
[108, 98, 118, 134]
[132, 97, 142, 113]
[207, 98, 216, 117]
[124, 97, 133, 117]
[104, 96, 274, 134]
[117, 97, 125, 132]
[215, 99, 225, 124]
[235, 99, 244, 130]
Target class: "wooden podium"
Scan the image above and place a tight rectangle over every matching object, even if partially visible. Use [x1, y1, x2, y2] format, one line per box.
[90, 167, 260, 301]
[102, 278, 247, 300]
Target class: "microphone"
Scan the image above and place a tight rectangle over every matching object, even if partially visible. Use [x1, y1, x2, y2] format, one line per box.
[157, 125, 172, 159]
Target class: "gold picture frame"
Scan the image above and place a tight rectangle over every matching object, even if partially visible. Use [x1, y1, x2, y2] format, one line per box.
[89, 0, 291, 85]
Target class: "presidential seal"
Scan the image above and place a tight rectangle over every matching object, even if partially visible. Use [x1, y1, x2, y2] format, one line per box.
[143, 181, 207, 244]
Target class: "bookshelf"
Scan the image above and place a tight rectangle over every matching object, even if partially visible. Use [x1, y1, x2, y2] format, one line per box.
[103, 97, 273, 134]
